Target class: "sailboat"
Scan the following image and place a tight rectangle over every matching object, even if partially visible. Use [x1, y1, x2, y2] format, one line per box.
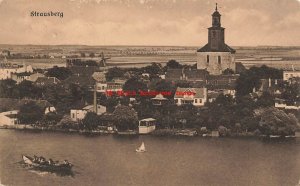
[136, 142, 146, 153]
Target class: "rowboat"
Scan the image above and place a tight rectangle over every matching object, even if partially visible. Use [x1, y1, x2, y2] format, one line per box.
[22, 155, 72, 172]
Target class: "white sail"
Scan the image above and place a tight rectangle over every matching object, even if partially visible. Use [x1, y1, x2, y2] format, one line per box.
[140, 142, 146, 151]
[136, 142, 146, 152]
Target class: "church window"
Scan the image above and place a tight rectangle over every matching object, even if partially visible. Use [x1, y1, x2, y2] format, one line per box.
[218, 56, 221, 64]
[207, 55, 210, 63]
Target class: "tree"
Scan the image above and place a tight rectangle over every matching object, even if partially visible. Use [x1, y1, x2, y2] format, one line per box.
[152, 80, 175, 98]
[256, 92, 275, 107]
[113, 105, 138, 131]
[57, 115, 78, 129]
[256, 107, 299, 136]
[236, 65, 282, 97]
[46, 66, 72, 80]
[123, 77, 147, 97]
[16, 80, 42, 99]
[82, 112, 100, 130]
[142, 63, 162, 76]
[166, 60, 182, 69]
[18, 101, 44, 124]
[0, 79, 16, 98]
[281, 81, 300, 104]
[105, 67, 125, 81]
[223, 68, 234, 75]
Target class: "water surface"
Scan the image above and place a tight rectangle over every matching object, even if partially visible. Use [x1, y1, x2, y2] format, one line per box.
[0, 130, 300, 186]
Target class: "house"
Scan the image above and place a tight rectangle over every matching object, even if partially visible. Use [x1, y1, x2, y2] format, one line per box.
[92, 71, 106, 82]
[35, 77, 61, 87]
[205, 75, 238, 97]
[70, 104, 106, 121]
[138, 118, 156, 134]
[11, 72, 33, 84]
[0, 98, 56, 125]
[0, 110, 19, 127]
[174, 87, 207, 107]
[151, 94, 168, 105]
[283, 70, 300, 81]
[0, 62, 33, 80]
[207, 90, 221, 102]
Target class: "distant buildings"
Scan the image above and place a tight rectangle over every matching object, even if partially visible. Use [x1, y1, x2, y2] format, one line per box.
[197, 4, 236, 75]
[0, 60, 33, 80]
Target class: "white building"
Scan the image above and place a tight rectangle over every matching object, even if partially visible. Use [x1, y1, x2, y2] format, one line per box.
[283, 71, 300, 81]
[0, 62, 33, 80]
[70, 105, 107, 122]
[0, 110, 19, 127]
[138, 118, 156, 134]
[174, 87, 207, 107]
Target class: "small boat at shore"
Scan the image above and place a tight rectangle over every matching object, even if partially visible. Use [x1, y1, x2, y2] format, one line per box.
[136, 142, 146, 153]
[22, 155, 73, 172]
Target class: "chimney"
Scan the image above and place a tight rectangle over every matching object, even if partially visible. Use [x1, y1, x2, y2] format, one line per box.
[93, 84, 97, 114]
[268, 78, 271, 88]
[275, 79, 278, 85]
[181, 68, 186, 80]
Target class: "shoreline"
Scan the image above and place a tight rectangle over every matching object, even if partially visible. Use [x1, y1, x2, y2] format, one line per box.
[1, 125, 299, 139]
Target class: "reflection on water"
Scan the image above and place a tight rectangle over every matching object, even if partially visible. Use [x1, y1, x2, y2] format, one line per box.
[1, 130, 300, 186]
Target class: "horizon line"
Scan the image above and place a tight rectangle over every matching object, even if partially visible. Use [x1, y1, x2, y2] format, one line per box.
[0, 44, 300, 48]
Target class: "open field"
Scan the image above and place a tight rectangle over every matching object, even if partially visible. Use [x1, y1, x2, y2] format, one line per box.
[0, 45, 300, 70]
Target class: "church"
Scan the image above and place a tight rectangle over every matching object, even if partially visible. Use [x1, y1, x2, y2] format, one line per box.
[197, 4, 236, 75]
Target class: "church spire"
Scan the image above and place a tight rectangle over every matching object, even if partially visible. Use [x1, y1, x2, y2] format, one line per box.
[212, 3, 221, 27]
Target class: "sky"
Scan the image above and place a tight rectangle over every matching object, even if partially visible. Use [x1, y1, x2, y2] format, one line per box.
[0, 0, 299, 46]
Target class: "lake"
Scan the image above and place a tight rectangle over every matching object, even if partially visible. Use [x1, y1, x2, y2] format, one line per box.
[0, 130, 300, 186]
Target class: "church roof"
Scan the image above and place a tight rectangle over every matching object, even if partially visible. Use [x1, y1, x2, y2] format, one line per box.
[197, 43, 236, 53]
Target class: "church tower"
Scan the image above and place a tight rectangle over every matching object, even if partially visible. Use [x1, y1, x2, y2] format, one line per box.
[197, 4, 236, 75]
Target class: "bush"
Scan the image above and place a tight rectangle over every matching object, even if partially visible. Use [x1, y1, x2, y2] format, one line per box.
[218, 126, 228, 137]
